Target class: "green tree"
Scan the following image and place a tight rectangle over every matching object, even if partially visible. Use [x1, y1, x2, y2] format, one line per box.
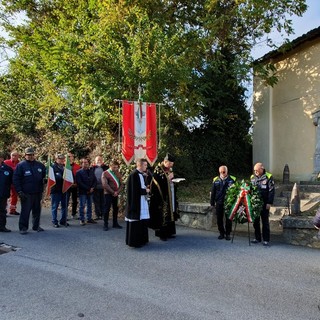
[0, 0, 307, 165]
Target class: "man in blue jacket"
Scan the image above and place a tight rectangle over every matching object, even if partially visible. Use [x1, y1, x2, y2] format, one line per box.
[13, 147, 46, 234]
[76, 158, 97, 225]
[0, 152, 13, 232]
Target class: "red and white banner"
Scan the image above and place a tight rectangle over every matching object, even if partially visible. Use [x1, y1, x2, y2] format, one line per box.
[122, 100, 157, 166]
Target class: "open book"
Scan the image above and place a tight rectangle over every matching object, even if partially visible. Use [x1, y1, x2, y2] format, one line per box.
[171, 178, 186, 183]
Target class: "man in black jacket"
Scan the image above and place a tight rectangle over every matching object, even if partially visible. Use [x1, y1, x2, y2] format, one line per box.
[210, 166, 236, 241]
[0, 152, 13, 232]
[76, 158, 97, 226]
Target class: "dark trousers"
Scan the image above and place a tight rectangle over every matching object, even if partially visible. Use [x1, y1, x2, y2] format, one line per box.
[253, 206, 270, 242]
[216, 202, 232, 236]
[126, 220, 149, 248]
[93, 189, 105, 218]
[0, 198, 7, 228]
[155, 221, 176, 239]
[67, 187, 78, 216]
[19, 193, 42, 231]
[104, 194, 119, 227]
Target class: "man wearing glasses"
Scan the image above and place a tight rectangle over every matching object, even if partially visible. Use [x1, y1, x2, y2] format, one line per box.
[250, 162, 275, 246]
[13, 147, 46, 234]
[210, 166, 236, 241]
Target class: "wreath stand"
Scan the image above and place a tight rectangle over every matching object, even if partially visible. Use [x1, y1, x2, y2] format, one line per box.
[231, 219, 251, 246]
[230, 205, 251, 246]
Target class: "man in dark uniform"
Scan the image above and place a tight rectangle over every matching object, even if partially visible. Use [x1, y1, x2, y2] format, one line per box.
[149, 153, 179, 241]
[250, 162, 275, 246]
[13, 147, 46, 234]
[125, 158, 150, 248]
[210, 165, 236, 241]
[0, 152, 13, 232]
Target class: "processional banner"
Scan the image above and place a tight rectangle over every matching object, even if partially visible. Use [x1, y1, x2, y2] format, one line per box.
[122, 100, 157, 166]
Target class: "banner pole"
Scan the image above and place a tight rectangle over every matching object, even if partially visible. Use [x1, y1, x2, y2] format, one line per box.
[118, 100, 121, 152]
[158, 103, 161, 149]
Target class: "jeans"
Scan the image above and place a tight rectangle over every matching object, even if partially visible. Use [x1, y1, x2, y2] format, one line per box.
[79, 194, 93, 222]
[51, 193, 68, 224]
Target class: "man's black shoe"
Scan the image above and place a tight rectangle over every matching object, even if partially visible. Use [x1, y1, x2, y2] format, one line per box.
[251, 239, 261, 244]
[60, 222, 70, 227]
[103, 226, 109, 231]
[225, 235, 231, 241]
[218, 234, 224, 240]
[0, 227, 11, 232]
[33, 227, 44, 232]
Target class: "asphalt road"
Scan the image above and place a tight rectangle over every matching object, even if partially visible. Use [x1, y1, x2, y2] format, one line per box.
[1, 208, 320, 320]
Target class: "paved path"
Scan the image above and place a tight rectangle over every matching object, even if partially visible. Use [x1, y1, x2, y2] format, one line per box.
[1, 208, 320, 320]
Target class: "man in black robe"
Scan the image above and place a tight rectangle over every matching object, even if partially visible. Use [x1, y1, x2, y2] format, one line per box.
[149, 153, 179, 241]
[125, 158, 150, 248]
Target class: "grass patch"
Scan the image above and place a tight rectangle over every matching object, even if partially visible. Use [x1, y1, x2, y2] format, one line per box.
[177, 179, 212, 203]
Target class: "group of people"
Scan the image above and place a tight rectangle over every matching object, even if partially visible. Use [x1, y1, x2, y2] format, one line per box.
[210, 163, 275, 246]
[0, 146, 274, 247]
[48, 152, 124, 231]
[0, 148, 123, 234]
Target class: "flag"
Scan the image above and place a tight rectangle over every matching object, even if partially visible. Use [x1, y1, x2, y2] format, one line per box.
[122, 100, 157, 165]
[46, 156, 56, 196]
[62, 155, 74, 193]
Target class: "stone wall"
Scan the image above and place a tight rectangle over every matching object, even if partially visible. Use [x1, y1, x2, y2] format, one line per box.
[177, 202, 215, 231]
[282, 216, 320, 249]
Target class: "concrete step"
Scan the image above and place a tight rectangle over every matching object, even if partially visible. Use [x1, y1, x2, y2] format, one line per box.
[270, 206, 289, 216]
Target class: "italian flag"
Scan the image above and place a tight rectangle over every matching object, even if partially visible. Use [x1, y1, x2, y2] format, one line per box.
[62, 155, 74, 193]
[46, 156, 56, 196]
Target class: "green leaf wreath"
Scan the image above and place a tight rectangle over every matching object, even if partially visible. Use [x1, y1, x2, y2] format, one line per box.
[224, 180, 263, 224]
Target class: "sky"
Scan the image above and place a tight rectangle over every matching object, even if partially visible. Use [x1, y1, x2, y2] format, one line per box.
[252, 0, 320, 59]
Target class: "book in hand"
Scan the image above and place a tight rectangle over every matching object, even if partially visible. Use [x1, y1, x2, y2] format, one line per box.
[171, 178, 186, 183]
